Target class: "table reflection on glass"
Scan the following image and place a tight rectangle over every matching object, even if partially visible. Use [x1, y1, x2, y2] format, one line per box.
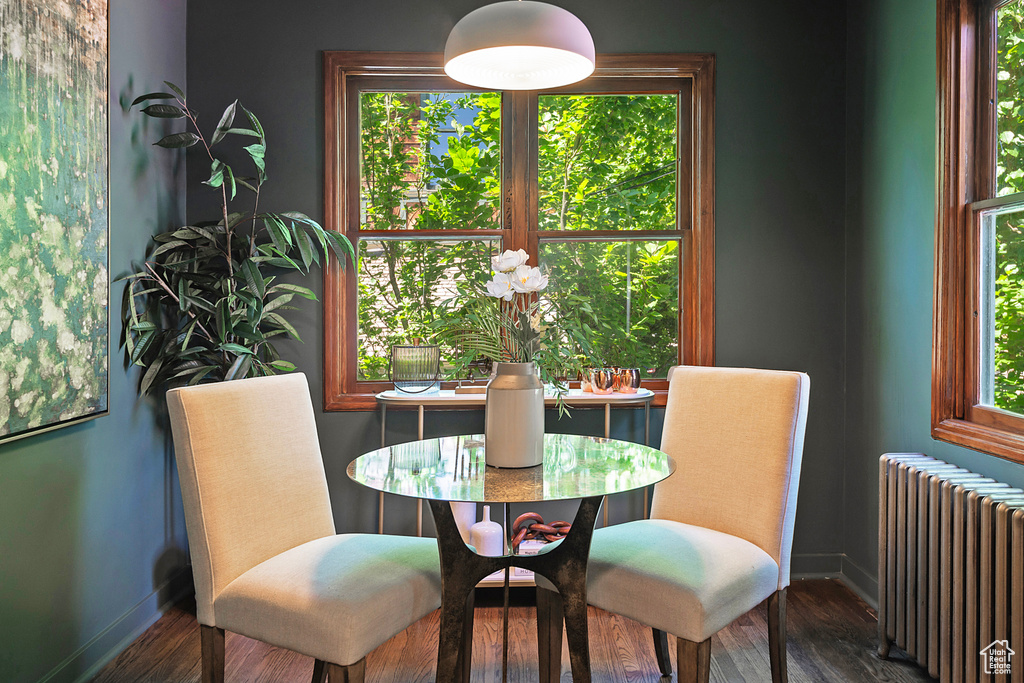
[347, 433, 674, 683]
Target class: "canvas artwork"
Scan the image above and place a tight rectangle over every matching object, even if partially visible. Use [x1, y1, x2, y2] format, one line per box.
[0, 0, 109, 442]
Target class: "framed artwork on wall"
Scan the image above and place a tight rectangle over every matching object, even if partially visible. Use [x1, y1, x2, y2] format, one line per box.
[0, 0, 109, 444]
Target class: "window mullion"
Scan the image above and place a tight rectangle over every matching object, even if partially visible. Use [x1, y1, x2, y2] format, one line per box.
[502, 91, 534, 256]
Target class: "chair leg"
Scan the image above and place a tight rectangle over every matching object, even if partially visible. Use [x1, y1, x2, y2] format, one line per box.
[676, 637, 711, 683]
[312, 659, 327, 683]
[200, 625, 225, 683]
[652, 628, 672, 676]
[768, 588, 788, 683]
[536, 587, 564, 683]
[325, 658, 366, 683]
[455, 589, 475, 683]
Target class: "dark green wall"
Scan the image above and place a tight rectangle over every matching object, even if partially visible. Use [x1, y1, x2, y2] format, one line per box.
[844, 0, 1024, 599]
[11, 2, 1022, 680]
[0, 2, 188, 681]
[186, 0, 850, 567]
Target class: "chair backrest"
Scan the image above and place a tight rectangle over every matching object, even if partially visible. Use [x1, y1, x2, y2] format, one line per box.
[166, 373, 336, 625]
[650, 366, 810, 588]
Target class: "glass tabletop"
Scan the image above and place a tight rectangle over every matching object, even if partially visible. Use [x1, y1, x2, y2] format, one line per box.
[347, 433, 675, 503]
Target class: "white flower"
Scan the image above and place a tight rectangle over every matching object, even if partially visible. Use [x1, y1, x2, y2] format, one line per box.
[491, 248, 529, 272]
[511, 265, 548, 293]
[485, 272, 516, 301]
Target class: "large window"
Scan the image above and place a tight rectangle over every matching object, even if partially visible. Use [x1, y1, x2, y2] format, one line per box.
[935, 0, 1024, 463]
[323, 53, 715, 410]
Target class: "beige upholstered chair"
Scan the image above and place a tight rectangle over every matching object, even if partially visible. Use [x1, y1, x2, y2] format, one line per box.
[537, 366, 810, 683]
[167, 373, 442, 683]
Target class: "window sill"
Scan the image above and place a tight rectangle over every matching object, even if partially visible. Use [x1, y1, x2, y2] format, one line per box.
[324, 387, 670, 411]
[931, 417, 1024, 466]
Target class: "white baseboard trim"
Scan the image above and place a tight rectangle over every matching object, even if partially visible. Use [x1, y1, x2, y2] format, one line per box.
[38, 567, 193, 683]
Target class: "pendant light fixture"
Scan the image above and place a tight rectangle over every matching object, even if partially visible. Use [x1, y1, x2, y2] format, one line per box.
[444, 1, 595, 91]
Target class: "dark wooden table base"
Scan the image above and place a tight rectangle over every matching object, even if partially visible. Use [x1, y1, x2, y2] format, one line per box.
[429, 496, 603, 683]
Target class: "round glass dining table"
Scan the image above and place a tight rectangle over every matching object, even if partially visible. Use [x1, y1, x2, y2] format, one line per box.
[347, 433, 675, 683]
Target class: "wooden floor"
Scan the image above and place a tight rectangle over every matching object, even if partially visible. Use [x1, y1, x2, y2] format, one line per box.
[92, 579, 933, 683]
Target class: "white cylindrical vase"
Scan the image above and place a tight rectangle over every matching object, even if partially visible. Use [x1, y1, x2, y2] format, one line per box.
[484, 362, 544, 468]
[470, 505, 504, 556]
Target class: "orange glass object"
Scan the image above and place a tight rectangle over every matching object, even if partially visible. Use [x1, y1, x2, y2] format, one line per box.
[589, 368, 615, 395]
[616, 368, 641, 394]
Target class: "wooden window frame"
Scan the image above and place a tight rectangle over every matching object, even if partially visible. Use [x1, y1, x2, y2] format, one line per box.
[934, 0, 1024, 463]
[322, 52, 715, 411]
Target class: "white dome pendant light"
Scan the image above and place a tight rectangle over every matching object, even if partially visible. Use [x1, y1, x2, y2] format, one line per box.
[444, 1, 595, 91]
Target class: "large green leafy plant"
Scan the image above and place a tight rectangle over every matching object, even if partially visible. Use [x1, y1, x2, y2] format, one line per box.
[120, 83, 353, 394]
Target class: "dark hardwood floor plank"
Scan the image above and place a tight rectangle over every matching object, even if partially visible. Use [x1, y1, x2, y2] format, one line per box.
[91, 580, 934, 683]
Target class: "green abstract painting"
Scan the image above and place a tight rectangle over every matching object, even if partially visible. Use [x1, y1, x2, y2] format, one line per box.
[0, 0, 108, 442]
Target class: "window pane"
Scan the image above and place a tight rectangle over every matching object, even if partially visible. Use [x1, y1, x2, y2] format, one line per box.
[357, 238, 498, 380]
[540, 240, 679, 377]
[980, 206, 1024, 412]
[538, 94, 677, 231]
[359, 92, 501, 230]
[997, 2, 1024, 195]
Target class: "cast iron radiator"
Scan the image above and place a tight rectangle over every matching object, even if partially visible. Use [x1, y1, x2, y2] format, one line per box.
[878, 453, 1024, 682]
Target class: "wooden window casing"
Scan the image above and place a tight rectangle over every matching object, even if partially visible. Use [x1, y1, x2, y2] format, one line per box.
[934, 0, 1024, 463]
[323, 52, 715, 410]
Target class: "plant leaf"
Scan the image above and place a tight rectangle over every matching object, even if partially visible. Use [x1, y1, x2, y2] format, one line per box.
[223, 127, 261, 137]
[323, 230, 355, 266]
[268, 283, 318, 300]
[263, 214, 293, 251]
[224, 163, 236, 200]
[140, 357, 164, 395]
[150, 239, 190, 259]
[155, 132, 201, 149]
[264, 293, 294, 314]
[244, 143, 266, 181]
[131, 331, 156, 364]
[235, 177, 259, 193]
[220, 342, 254, 356]
[268, 360, 297, 372]
[141, 104, 187, 118]
[210, 100, 238, 146]
[295, 229, 314, 270]
[242, 105, 266, 141]
[215, 299, 231, 341]
[131, 92, 176, 107]
[187, 366, 218, 385]
[266, 312, 302, 342]
[163, 81, 186, 100]
[225, 353, 252, 380]
[238, 259, 266, 298]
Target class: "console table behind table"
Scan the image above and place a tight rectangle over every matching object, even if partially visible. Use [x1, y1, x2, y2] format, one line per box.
[374, 388, 656, 536]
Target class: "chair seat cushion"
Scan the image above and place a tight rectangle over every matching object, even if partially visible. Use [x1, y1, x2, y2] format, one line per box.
[215, 533, 441, 665]
[584, 519, 779, 642]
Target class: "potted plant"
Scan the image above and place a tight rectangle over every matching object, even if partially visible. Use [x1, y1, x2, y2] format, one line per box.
[119, 83, 353, 393]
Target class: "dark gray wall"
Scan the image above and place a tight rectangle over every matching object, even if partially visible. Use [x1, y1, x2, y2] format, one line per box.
[186, 0, 849, 567]
[0, 2, 188, 681]
[844, 0, 1024, 599]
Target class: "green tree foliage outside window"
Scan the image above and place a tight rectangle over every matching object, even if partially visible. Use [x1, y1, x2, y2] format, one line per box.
[356, 91, 680, 380]
[993, 2, 1024, 412]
